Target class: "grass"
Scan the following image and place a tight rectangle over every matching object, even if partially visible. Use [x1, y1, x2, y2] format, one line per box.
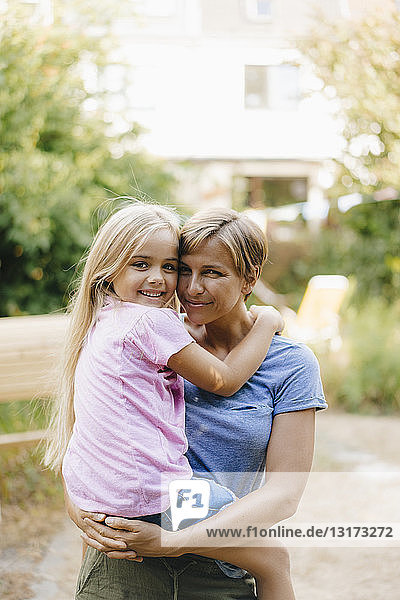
[0, 398, 48, 434]
[0, 399, 65, 599]
[0, 398, 63, 506]
[0, 398, 64, 549]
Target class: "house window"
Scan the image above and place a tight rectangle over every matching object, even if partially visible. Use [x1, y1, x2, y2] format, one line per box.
[256, 0, 271, 15]
[245, 66, 268, 109]
[245, 0, 272, 21]
[338, 0, 351, 18]
[244, 64, 300, 110]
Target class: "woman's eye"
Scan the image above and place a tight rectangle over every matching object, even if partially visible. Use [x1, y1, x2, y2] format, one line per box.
[205, 269, 220, 276]
[179, 267, 191, 275]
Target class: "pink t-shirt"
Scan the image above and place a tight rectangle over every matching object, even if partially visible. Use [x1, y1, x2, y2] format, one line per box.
[62, 300, 194, 517]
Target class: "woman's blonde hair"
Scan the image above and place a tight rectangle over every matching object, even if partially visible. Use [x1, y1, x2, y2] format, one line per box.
[180, 208, 267, 296]
[44, 200, 180, 472]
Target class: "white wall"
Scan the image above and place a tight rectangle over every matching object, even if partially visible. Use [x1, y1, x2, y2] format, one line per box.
[112, 39, 342, 161]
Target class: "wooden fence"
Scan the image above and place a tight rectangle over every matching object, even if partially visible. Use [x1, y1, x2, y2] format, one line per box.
[0, 314, 68, 449]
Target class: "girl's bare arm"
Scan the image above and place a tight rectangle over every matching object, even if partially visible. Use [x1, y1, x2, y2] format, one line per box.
[168, 306, 283, 396]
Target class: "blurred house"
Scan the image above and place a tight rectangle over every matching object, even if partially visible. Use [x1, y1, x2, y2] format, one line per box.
[100, 0, 379, 223]
[7, 0, 389, 223]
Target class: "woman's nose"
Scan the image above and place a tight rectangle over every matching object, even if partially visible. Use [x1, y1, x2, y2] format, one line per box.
[187, 275, 204, 295]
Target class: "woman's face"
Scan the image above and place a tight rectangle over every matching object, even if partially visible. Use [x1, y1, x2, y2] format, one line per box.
[178, 236, 249, 325]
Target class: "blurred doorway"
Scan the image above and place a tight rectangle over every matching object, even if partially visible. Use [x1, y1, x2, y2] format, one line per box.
[245, 176, 308, 209]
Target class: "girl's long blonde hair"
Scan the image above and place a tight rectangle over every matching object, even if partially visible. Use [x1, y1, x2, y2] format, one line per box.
[44, 200, 180, 472]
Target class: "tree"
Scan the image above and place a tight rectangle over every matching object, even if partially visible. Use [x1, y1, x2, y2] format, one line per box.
[0, 8, 174, 316]
[298, 7, 400, 304]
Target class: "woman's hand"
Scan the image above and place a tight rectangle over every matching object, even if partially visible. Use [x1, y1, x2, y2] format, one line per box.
[249, 304, 284, 334]
[81, 517, 182, 560]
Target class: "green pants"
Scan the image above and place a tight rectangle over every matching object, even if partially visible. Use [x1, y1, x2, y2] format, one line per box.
[76, 547, 257, 599]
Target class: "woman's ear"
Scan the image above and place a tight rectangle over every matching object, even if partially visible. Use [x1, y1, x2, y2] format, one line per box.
[241, 267, 260, 297]
[241, 280, 253, 297]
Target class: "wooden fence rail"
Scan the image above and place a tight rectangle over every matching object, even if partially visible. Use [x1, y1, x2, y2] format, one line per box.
[0, 314, 68, 449]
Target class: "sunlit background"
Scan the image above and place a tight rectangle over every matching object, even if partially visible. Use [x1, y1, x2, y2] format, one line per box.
[0, 1, 400, 599]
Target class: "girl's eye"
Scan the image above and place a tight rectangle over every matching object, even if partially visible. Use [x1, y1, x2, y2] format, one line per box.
[131, 261, 147, 269]
[163, 263, 177, 271]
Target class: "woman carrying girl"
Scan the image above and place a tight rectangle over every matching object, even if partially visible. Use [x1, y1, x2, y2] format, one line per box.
[64, 205, 327, 599]
[44, 201, 298, 599]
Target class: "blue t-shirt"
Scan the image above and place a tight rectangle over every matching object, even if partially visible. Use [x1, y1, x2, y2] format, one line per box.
[184, 335, 327, 499]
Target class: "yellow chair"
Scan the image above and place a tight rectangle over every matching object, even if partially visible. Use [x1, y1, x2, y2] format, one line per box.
[285, 275, 349, 349]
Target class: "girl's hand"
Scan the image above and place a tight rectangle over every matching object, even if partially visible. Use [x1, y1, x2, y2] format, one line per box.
[81, 517, 182, 560]
[63, 490, 141, 559]
[65, 492, 106, 532]
[249, 305, 284, 334]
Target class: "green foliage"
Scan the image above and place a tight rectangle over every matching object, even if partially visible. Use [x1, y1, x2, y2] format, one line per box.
[0, 11, 174, 316]
[275, 200, 400, 308]
[0, 399, 47, 434]
[337, 201, 400, 302]
[301, 9, 400, 194]
[0, 445, 63, 506]
[293, 11, 400, 306]
[318, 298, 400, 413]
[0, 399, 62, 506]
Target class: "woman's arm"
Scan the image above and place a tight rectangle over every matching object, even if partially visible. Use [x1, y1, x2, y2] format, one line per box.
[173, 408, 315, 556]
[80, 409, 315, 560]
[168, 306, 283, 396]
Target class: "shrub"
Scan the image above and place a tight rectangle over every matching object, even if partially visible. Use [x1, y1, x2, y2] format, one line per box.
[317, 297, 400, 413]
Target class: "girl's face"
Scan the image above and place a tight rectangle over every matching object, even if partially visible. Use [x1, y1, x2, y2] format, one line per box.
[112, 228, 179, 308]
[178, 236, 250, 325]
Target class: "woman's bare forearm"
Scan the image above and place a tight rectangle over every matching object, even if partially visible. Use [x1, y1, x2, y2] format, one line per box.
[170, 478, 302, 557]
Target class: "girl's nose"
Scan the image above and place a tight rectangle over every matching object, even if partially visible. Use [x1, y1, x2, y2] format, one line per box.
[147, 268, 164, 284]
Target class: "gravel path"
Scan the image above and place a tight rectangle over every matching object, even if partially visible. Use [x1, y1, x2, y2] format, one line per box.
[29, 518, 82, 600]
[291, 411, 400, 600]
[8, 411, 400, 599]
